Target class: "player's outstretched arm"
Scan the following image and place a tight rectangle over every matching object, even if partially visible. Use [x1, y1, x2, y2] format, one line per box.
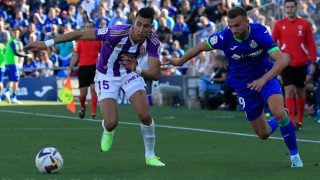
[166, 41, 211, 66]
[142, 56, 161, 80]
[24, 29, 96, 52]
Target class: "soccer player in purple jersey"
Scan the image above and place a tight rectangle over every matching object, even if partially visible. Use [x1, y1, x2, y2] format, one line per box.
[25, 7, 165, 167]
[166, 6, 303, 167]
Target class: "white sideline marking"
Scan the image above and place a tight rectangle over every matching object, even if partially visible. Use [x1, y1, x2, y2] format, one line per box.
[1, 109, 320, 144]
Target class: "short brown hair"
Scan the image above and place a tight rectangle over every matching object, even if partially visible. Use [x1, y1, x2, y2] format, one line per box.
[227, 6, 247, 19]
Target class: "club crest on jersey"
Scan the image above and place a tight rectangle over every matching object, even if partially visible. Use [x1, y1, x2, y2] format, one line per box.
[209, 36, 218, 45]
[249, 40, 258, 48]
[98, 28, 109, 35]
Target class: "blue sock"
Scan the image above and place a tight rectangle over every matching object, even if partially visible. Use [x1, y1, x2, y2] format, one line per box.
[11, 92, 16, 99]
[5, 87, 10, 93]
[278, 116, 298, 156]
[267, 117, 278, 135]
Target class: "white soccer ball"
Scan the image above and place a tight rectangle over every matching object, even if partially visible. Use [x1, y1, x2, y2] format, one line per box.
[35, 147, 64, 174]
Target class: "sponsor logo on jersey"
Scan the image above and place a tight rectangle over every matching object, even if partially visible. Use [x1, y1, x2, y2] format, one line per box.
[231, 54, 241, 60]
[230, 46, 238, 50]
[209, 36, 218, 45]
[98, 28, 109, 35]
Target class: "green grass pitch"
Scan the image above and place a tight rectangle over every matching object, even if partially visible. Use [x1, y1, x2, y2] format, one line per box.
[0, 101, 320, 179]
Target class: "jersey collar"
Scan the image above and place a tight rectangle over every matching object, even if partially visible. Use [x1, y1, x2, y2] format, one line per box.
[233, 25, 251, 43]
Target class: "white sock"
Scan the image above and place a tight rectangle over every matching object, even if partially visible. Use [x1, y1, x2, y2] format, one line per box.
[290, 153, 300, 160]
[141, 119, 155, 158]
[101, 119, 109, 132]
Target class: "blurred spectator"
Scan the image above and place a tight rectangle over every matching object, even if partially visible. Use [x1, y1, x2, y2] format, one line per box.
[186, 5, 206, 34]
[75, 5, 86, 29]
[22, 23, 42, 45]
[38, 50, 54, 77]
[126, 10, 137, 25]
[22, 53, 38, 78]
[81, 0, 96, 17]
[0, 20, 10, 44]
[215, 15, 227, 32]
[160, 49, 174, 76]
[108, 8, 127, 26]
[162, 0, 177, 17]
[178, 0, 192, 23]
[198, 54, 227, 108]
[20, 0, 30, 18]
[170, 40, 185, 58]
[172, 14, 190, 49]
[47, 46, 59, 75]
[32, 13, 44, 34]
[10, 11, 29, 34]
[117, 0, 131, 18]
[55, 24, 75, 77]
[44, 24, 59, 40]
[157, 17, 172, 51]
[61, 10, 80, 30]
[94, 5, 110, 28]
[241, 0, 254, 11]
[44, 7, 62, 34]
[160, 8, 175, 30]
[193, 51, 213, 76]
[197, 16, 216, 41]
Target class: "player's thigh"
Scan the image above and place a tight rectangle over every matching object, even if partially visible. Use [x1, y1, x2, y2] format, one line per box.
[268, 94, 286, 120]
[122, 73, 150, 118]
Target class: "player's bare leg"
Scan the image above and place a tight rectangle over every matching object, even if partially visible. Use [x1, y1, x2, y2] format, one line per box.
[130, 90, 165, 167]
[99, 98, 118, 152]
[269, 94, 303, 167]
[78, 86, 88, 119]
[90, 84, 97, 119]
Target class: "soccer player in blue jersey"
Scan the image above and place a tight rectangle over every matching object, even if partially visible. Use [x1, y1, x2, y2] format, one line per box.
[25, 7, 165, 167]
[167, 6, 303, 167]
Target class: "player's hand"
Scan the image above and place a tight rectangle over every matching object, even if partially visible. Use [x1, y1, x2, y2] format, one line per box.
[162, 56, 181, 66]
[26, 53, 33, 59]
[121, 54, 137, 71]
[24, 41, 47, 52]
[247, 78, 267, 92]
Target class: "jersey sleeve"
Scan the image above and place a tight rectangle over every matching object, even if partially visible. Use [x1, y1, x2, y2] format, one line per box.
[95, 27, 110, 41]
[206, 31, 226, 50]
[147, 33, 161, 58]
[257, 25, 279, 55]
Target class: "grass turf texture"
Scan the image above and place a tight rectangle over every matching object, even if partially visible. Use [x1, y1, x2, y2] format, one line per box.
[0, 101, 320, 179]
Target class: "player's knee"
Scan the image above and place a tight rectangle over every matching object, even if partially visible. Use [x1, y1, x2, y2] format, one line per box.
[272, 110, 285, 120]
[256, 130, 269, 140]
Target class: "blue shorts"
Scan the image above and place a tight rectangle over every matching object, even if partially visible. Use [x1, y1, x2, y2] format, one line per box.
[5, 64, 20, 82]
[0, 67, 5, 82]
[237, 77, 282, 121]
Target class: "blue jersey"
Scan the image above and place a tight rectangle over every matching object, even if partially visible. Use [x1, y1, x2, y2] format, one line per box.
[207, 23, 278, 91]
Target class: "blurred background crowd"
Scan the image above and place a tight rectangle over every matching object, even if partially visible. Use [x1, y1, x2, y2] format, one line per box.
[0, 0, 320, 111]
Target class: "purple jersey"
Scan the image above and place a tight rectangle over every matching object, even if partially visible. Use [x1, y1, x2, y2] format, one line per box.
[95, 25, 161, 77]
